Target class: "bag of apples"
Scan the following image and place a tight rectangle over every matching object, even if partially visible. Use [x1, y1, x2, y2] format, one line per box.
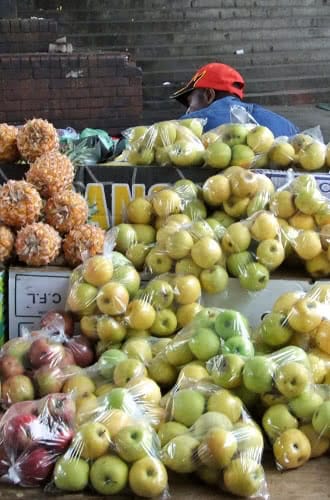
[202, 105, 275, 170]
[268, 125, 327, 171]
[120, 118, 206, 167]
[47, 385, 169, 498]
[159, 377, 268, 498]
[0, 392, 76, 487]
[147, 307, 254, 391]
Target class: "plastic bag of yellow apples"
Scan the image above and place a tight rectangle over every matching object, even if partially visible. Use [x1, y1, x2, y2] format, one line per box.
[268, 126, 328, 171]
[120, 118, 206, 167]
[253, 283, 330, 385]
[147, 307, 254, 391]
[46, 384, 169, 497]
[159, 376, 268, 498]
[207, 345, 330, 470]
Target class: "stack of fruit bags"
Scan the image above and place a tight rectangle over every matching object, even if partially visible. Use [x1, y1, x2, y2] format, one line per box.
[0, 118, 106, 268]
[0, 393, 76, 487]
[0, 317, 96, 408]
[160, 376, 268, 498]
[116, 107, 329, 171]
[45, 385, 169, 498]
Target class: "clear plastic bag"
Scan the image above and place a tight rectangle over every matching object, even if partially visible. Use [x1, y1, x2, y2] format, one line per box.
[0, 393, 76, 487]
[121, 119, 206, 167]
[47, 386, 169, 498]
[160, 377, 268, 498]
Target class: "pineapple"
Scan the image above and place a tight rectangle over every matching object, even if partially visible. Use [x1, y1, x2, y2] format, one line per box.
[0, 180, 42, 229]
[0, 225, 15, 262]
[63, 224, 105, 267]
[0, 124, 19, 163]
[17, 118, 59, 162]
[15, 222, 61, 266]
[45, 190, 89, 234]
[26, 150, 74, 198]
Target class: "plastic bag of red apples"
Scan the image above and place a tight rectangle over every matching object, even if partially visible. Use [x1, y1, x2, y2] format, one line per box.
[0, 311, 94, 408]
[0, 393, 76, 486]
[160, 376, 269, 499]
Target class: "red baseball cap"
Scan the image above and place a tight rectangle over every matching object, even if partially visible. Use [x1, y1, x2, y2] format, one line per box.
[170, 62, 245, 104]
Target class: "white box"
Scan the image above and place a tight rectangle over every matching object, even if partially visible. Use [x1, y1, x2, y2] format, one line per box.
[8, 266, 72, 338]
[203, 276, 312, 329]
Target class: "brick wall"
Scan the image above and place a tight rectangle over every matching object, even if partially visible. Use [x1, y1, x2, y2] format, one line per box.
[0, 18, 58, 53]
[0, 53, 143, 134]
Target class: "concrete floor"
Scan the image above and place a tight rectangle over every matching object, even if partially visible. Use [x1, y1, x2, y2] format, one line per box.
[268, 104, 330, 143]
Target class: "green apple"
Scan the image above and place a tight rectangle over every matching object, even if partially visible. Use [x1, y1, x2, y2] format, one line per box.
[204, 139, 232, 169]
[258, 312, 294, 347]
[247, 192, 270, 217]
[175, 256, 202, 277]
[182, 198, 207, 219]
[113, 358, 147, 386]
[270, 346, 310, 369]
[132, 223, 156, 245]
[221, 123, 248, 146]
[189, 328, 221, 361]
[223, 458, 265, 497]
[165, 341, 194, 366]
[239, 262, 270, 292]
[214, 309, 250, 340]
[145, 279, 174, 309]
[289, 391, 324, 421]
[222, 336, 255, 357]
[243, 356, 275, 394]
[190, 411, 233, 441]
[168, 139, 204, 167]
[126, 243, 149, 270]
[54, 456, 89, 492]
[127, 143, 154, 165]
[114, 223, 137, 253]
[207, 353, 245, 389]
[189, 219, 215, 241]
[128, 456, 168, 498]
[226, 251, 253, 277]
[157, 421, 188, 447]
[173, 178, 199, 200]
[172, 389, 205, 427]
[180, 118, 204, 138]
[207, 390, 242, 423]
[148, 358, 177, 387]
[256, 239, 285, 271]
[205, 218, 227, 240]
[114, 425, 154, 462]
[211, 210, 235, 227]
[200, 265, 229, 294]
[121, 338, 153, 363]
[67, 282, 98, 315]
[98, 349, 128, 380]
[105, 387, 137, 414]
[232, 385, 259, 409]
[161, 434, 199, 473]
[196, 465, 219, 485]
[312, 401, 330, 438]
[193, 307, 219, 330]
[230, 144, 255, 168]
[150, 308, 178, 337]
[233, 422, 264, 452]
[275, 362, 310, 398]
[111, 264, 140, 298]
[262, 403, 298, 442]
[90, 454, 128, 495]
[96, 316, 127, 344]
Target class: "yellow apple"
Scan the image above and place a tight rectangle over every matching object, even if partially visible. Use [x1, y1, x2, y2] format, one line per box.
[298, 141, 326, 171]
[247, 125, 274, 153]
[293, 230, 322, 260]
[151, 189, 182, 217]
[173, 274, 202, 304]
[250, 211, 280, 240]
[126, 299, 156, 330]
[82, 255, 113, 287]
[230, 170, 259, 198]
[176, 302, 204, 328]
[191, 236, 222, 269]
[269, 142, 296, 167]
[269, 191, 296, 219]
[96, 282, 129, 315]
[202, 174, 231, 206]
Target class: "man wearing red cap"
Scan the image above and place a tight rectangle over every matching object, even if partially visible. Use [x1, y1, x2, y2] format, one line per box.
[170, 62, 299, 137]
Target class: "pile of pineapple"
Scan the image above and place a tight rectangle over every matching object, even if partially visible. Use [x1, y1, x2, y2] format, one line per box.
[0, 119, 104, 267]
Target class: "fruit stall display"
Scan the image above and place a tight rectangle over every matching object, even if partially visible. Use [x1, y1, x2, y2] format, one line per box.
[0, 116, 330, 497]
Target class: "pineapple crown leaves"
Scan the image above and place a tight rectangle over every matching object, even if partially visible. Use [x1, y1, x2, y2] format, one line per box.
[60, 138, 103, 168]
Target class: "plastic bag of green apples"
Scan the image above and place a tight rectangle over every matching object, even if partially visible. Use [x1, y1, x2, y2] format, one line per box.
[253, 283, 330, 384]
[159, 376, 268, 498]
[267, 126, 330, 172]
[0, 393, 76, 487]
[46, 384, 169, 497]
[207, 345, 330, 470]
[147, 307, 254, 390]
[121, 117, 207, 167]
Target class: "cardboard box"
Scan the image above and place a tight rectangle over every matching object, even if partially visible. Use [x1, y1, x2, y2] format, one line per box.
[203, 275, 312, 328]
[8, 266, 72, 338]
[0, 268, 6, 346]
[84, 165, 330, 228]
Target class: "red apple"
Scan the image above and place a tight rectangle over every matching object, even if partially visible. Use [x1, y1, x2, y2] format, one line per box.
[57, 348, 76, 369]
[5, 414, 40, 452]
[44, 423, 74, 453]
[0, 445, 10, 476]
[39, 394, 76, 426]
[15, 446, 54, 485]
[66, 335, 95, 367]
[0, 355, 24, 379]
[40, 310, 75, 337]
[28, 338, 66, 369]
